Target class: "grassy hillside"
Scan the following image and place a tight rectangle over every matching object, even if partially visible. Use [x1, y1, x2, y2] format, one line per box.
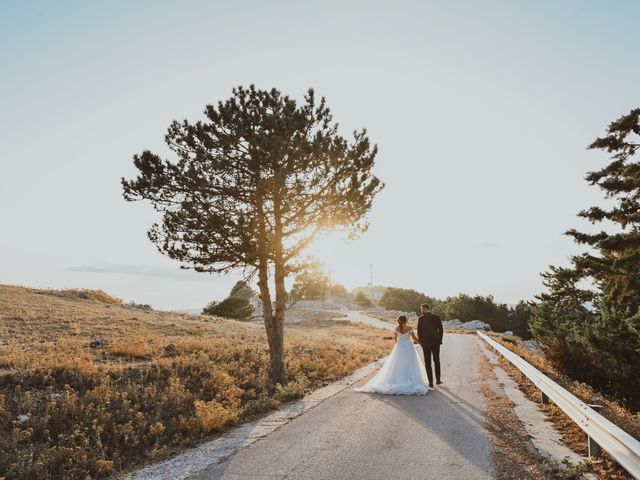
[0, 285, 388, 480]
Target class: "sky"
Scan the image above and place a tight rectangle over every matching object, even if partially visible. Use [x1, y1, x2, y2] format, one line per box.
[1, 1, 639, 310]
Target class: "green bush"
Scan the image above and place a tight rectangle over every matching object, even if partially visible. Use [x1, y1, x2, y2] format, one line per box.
[203, 297, 254, 320]
[355, 291, 372, 307]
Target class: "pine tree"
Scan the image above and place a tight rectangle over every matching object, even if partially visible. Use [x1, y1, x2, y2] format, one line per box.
[531, 109, 640, 406]
[229, 281, 256, 301]
[529, 266, 595, 345]
[508, 300, 533, 339]
[567, 108, 640, 308]
[122, 86, 383, 383]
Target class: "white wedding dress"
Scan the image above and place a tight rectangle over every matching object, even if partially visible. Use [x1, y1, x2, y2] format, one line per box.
[355, 328, 431, 395]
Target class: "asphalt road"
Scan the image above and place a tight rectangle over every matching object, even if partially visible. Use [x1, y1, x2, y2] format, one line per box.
[340, 310, 397, 330]
[193, 334, 494, 480]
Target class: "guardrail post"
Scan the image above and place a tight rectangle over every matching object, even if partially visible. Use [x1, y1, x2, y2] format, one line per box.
[540, 391, 549, 405]
[587, 404, 604, 459]
[589, 436, 602, 459]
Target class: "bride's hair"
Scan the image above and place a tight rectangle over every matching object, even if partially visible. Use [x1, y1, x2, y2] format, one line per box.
[397, 315, 407, 327]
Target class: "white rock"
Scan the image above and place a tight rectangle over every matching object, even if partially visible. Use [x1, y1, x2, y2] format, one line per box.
[443, 319, 462, 328]
[17, 414, 30, 423]
[522, 340, 543, 356]
[461, 320, 490, 330]
[503, 331, 513, 336]
[444, 319, 490, 331]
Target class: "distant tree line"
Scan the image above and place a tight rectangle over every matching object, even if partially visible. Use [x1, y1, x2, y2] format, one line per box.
[286, 270, 534, 338]
[530, 108, 640, 408]
[379, 288, 533, 339]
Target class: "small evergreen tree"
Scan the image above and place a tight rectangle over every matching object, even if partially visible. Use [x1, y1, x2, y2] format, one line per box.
[203, 296, 254, 320]
[229, 281, 256, 301]
[508, 301, 533, 339]
[203, 281, 256, 320]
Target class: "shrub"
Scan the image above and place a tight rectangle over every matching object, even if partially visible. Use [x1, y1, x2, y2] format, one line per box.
[276, 375, 310, 402]
[0, 334, 386, 479]
[203, 297, 254, 320]
[0, 284, 390, 479]
[355, 291, 372, 307]
[126, 301, 153, 310]
[194, 400, 239, 432]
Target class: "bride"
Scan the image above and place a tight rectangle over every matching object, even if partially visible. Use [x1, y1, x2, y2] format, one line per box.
[355, 315, 431, 395]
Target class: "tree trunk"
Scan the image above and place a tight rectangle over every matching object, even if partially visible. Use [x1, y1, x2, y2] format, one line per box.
[269, 183, 287, 385]
[253, 168, 286, 385]
[257, 260, 285, 385]
[267, 313, 285, 385]
[271, 254, 286, 385]
[257, 256, 285, 385]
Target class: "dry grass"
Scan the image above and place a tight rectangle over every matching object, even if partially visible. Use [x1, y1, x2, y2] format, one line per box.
[476, 346, 577, 479]
[487, 334, 638, 479]
[0, 284, 389, 480]
[282, 306, 345, 324]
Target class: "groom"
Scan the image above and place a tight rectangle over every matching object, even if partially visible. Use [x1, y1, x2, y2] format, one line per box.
[417, 303, 443, 388]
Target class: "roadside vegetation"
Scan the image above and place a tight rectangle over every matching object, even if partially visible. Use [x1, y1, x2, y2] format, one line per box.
[0, 284, 388, 480]
[488, 334, 638, 479]
[376, 287, 533, 338]
[287, 269, 534, 338]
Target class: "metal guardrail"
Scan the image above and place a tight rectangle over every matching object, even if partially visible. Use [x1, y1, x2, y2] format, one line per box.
[477, 331, 640, 479]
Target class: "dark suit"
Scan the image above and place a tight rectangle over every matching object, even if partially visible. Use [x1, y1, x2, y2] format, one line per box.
[417, 312, 443, 385]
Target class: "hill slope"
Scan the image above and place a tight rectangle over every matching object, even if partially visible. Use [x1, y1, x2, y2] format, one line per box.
[0, 284, 387, 480]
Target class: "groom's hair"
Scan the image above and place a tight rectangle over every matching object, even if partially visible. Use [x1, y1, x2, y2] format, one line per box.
[420, 303, 430, 311]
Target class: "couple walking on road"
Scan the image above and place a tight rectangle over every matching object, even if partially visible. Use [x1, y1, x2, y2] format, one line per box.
[356, 304, 443, 395]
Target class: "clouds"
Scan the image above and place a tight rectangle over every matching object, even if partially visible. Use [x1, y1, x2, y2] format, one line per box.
[68, 264, 214, 282]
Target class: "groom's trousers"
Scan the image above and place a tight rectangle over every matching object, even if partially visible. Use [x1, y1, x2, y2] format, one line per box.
[422, 344, 441, 385]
